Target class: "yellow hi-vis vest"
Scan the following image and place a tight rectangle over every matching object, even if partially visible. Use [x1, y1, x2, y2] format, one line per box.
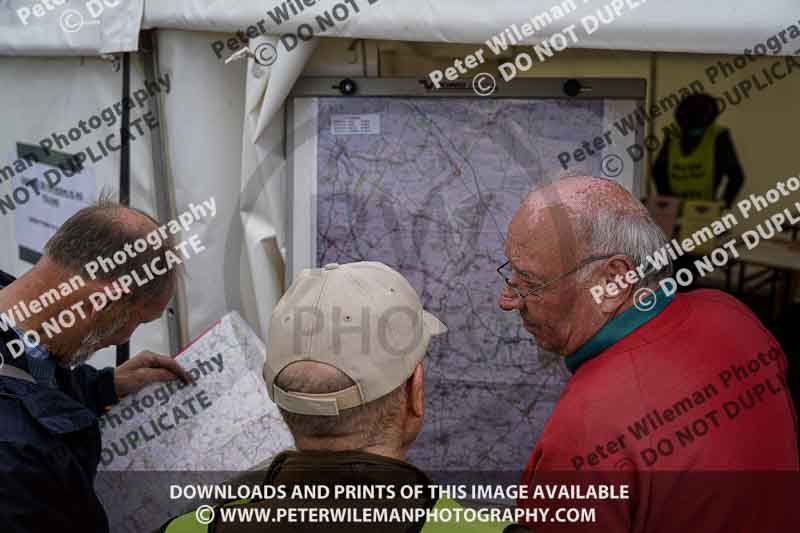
[666, 122, 726, 202]
[161, 495, 511, 532]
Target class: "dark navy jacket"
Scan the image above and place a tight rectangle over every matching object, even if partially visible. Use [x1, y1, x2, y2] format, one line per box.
[0, 270, 118, 532]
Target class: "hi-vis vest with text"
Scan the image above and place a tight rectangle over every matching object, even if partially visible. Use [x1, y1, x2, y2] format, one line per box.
[162, 495, 511, 532]
[666, 122, 726, 201]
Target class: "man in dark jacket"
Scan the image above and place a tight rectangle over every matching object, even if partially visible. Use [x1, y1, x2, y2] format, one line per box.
[0, 200, 191, 532]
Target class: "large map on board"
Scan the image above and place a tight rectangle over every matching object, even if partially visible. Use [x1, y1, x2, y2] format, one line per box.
[314, 97, 638, 473]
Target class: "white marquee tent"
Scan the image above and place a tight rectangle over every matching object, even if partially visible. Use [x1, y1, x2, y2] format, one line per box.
[1, 0, 797, 366]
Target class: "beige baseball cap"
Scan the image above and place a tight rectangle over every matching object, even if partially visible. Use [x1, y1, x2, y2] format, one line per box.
[264, 261, 447, 416]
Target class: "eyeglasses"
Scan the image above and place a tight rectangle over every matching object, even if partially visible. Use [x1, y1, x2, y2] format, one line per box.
[497, 255, 619, 300]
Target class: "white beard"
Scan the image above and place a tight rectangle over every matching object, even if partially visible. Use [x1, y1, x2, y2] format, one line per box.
[70, 329, 105, 366]
[70, 313, 129, 367]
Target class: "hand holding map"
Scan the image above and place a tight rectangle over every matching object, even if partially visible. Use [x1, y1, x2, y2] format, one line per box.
[113, 350, 193, 398]
[95, 312, 294, 533]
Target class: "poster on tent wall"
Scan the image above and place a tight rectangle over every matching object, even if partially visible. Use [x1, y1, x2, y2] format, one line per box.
[94, 312, 294, 533]
[7, 146, 95, 263]
[287, 78, 647, 476]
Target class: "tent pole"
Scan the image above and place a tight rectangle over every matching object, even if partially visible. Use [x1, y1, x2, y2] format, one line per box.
[116, 52, 131, 367]
[140, 30, 187, 357]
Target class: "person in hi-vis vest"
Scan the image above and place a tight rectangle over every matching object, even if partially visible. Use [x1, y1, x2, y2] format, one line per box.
[653, 93, 744, 208]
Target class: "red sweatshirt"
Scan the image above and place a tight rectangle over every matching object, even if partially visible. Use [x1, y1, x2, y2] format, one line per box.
[518, 289, 799, 532]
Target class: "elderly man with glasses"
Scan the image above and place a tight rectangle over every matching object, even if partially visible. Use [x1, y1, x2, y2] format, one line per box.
[497, 176, 798, 532]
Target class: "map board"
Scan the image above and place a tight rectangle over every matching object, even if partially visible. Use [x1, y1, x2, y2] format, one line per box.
[287, 78, 646, 475]
[95, 312, 294, 533]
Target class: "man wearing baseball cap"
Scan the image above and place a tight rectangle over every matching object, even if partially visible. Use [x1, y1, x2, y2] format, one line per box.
[163, 261, 509, 532]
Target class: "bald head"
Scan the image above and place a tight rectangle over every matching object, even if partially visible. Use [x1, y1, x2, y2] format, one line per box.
[44, 198, 177, 304]
[0, 198, 181, 365]
[517, 176, 650, 233]
[510, 176, 660, 260]
[500, 176, 671, 355]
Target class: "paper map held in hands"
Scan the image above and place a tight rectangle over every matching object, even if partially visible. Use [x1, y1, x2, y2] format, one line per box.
[95, 311, 294, 532]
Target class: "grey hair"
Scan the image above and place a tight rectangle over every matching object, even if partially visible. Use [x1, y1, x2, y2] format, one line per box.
[275, 363, 406, 449]
[574, 201, 673, 289]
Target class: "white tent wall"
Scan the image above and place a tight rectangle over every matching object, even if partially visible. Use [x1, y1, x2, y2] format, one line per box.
[2, 2, 800, 363]
[3, 1, 798, 56]
[0, 0, 143, 55]
[238, 34, 369, 340]
[0, 31, 314, 367]
[0, 54, 169, 368]
[156, 30, 319, 354]
[129, 30, 350, 354]
[153, 29, 257, 349]
[0, 31, 383, 371]
[140, 0, 796, 56]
